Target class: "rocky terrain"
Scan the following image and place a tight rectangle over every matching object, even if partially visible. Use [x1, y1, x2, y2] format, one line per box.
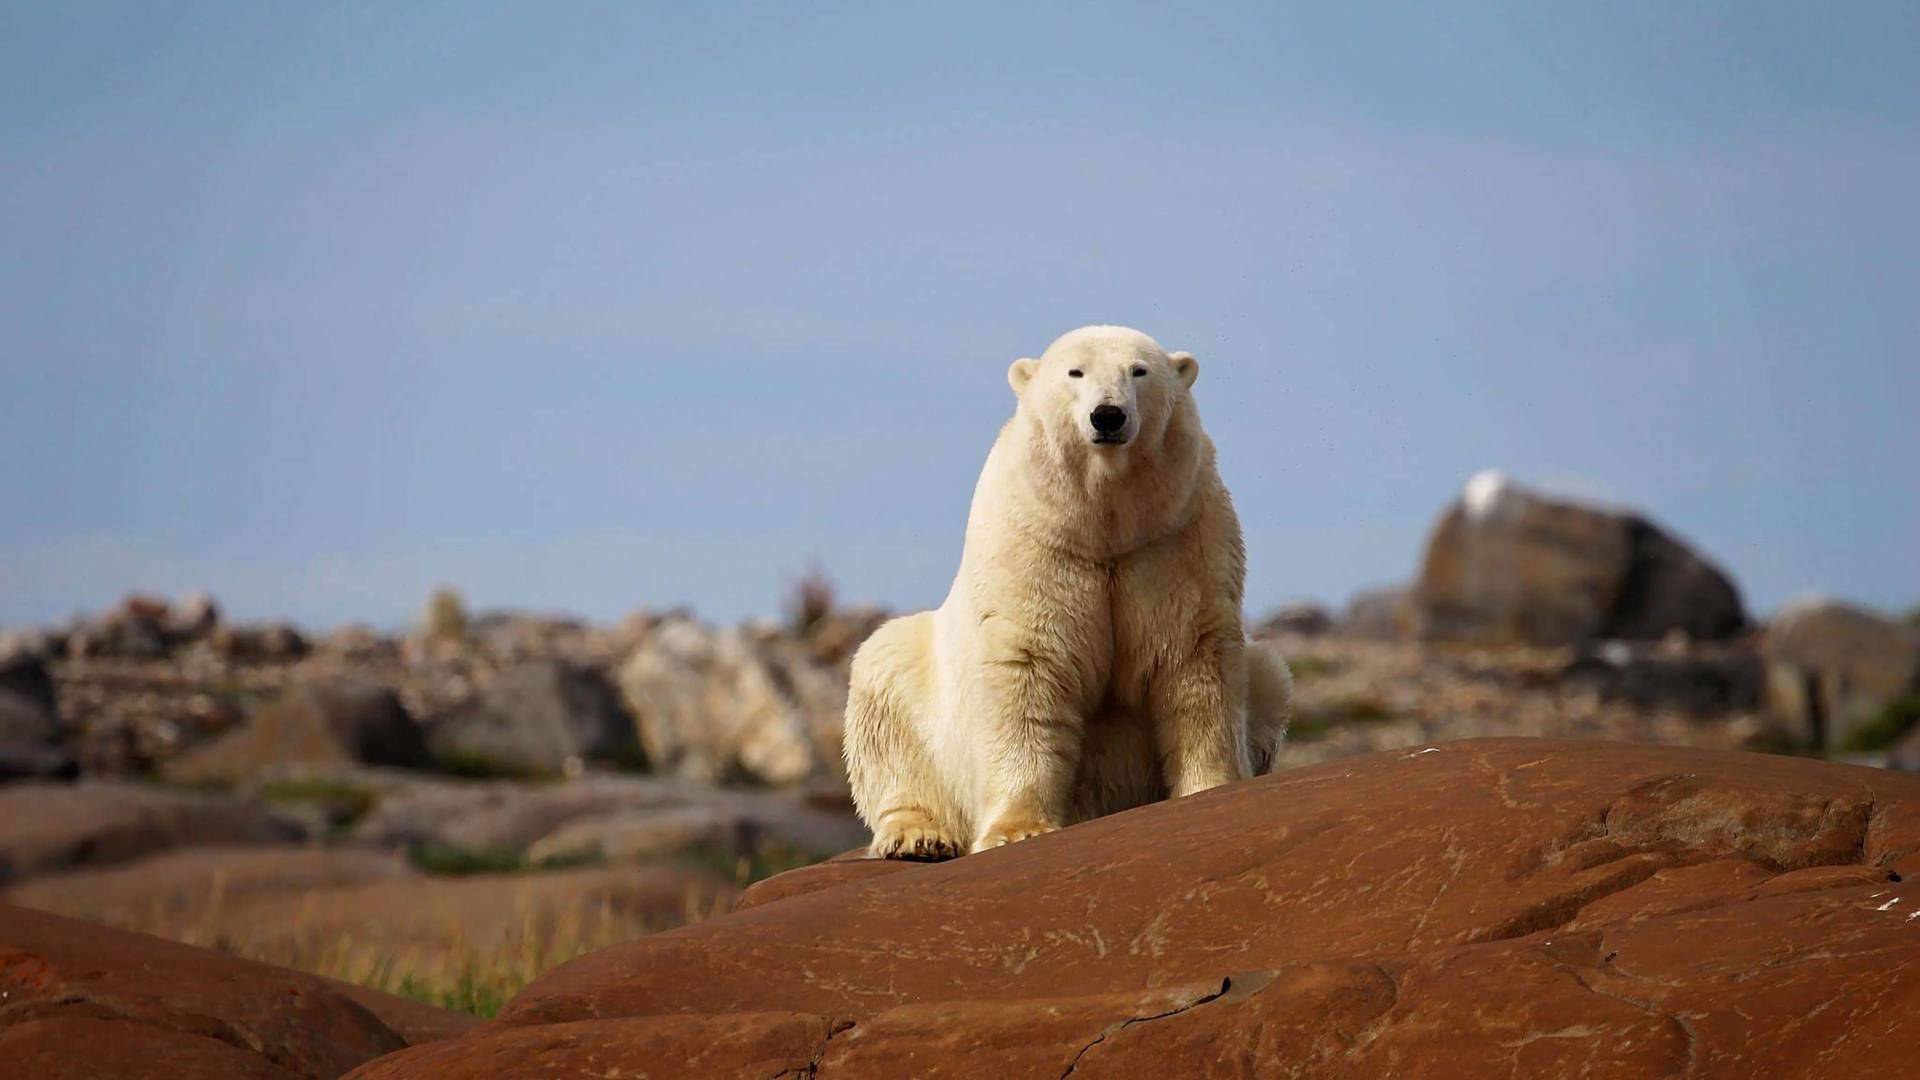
[7, 740, 1918, 1077]
[0, 581, 882, 1013]
[1, 473, 1916, 1074]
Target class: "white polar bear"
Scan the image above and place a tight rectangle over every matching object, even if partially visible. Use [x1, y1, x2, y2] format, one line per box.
[843, 325, 1292, 858]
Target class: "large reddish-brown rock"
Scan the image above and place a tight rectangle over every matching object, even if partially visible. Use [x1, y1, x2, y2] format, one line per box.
[346, 738, 1920, 1078]
[0, 904, 473, 1078]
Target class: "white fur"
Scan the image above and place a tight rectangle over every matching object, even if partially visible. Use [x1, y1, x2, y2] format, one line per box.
[844, 326, 1292, 858]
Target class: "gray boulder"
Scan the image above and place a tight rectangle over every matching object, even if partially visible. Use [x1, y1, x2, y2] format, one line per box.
[1413, 471, 1745, 646]
[350, 774, 865, 859]
[1562, 642, 1764, 715]
[0, 782, 298, 884]
[1341, 586, 1415, 640]
[1762, 599, 1920, 751]
[66, 596, 171, 660]
[169, 679, 429, 784]
[0, 655, 74, 782]
[1258, 601, 1335, 637]
[617, 620, 839, 786]
[428, 660, 642, 779]
[208, 621, 310, 662]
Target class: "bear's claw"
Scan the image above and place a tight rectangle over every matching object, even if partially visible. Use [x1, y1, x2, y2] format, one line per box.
[971, 818, 1059, 853]
[870, 812, 963, 861]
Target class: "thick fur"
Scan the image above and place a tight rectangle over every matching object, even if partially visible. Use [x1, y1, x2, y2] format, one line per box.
[844, 326, 1292, 858]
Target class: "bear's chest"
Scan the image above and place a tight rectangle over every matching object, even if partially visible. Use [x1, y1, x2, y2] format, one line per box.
[1092, 548, 1210, 707]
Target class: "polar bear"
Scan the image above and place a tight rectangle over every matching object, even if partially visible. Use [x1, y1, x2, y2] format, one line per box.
[844, 325, 1292, 859]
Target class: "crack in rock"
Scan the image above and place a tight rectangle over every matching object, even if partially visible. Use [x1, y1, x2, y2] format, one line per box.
[1059, 978, 1233, 1078]
[772, 1016, 854, 1078]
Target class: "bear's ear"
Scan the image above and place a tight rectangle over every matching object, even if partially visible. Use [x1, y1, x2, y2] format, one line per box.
[1170, 351, 1199, 388]
[1007, 357, 1038, 396]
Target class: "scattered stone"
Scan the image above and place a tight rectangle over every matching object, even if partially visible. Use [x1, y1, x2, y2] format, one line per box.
[0, 628, 60, 663]
[1257, 600, 1335, 637]
[165, 590, 221, 641]
[319, 624, 400, 662]
[0, 782, 299, 884]
[465, 612, 601, 664]
[3, 845, 415, 916]
[350, 774, 865, 860]
[1340, 585, 1414, 639]
[525, 806, 735, 865]
[1562, 640, 1764, 715]
[428, 660, 642, 779]
[67, 595, 171, 660]
[0, 653, 75, 782]
[421, 588, 469, 645]
[168, 679, 429, 785]
[1763, 598, 1920, 751]
[616, 620, 829, 786]
[1414, 471, 1746, 646]
[799, 603, 889, 666]
[210, 621, 311, 662]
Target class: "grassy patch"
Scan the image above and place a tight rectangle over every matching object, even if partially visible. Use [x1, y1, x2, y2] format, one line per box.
[45, 854, 728, 1022]
[677, 839, 823, 889]
[1838, 693, 1920, 754]
[406, 841, 604, 877]
[432, 746, 552, 782]
[1284, 656, 1338, 682]
[256, 777, 378, 835]
[1288, 695, 1398, 743]
[148, 774, 236, 795]
[382, 970, 516, 1018]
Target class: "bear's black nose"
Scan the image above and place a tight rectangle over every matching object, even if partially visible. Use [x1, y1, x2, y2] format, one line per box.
[1090, 405, 1128, 434]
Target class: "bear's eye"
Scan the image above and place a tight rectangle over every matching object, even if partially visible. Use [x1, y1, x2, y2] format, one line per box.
[1067, 369, 1084, 378]
[1131, 366, 1148, 377]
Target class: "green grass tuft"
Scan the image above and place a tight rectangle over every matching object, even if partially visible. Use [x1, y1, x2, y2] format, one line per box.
[1287, 695, 1398, 743]
[1838, 693, 1920, 754]
[432, 746, 551, 781]
[677, 839, 822, 889]
[405, 841, 604, 877]
[256, 777, 378, 835]
[1284, 656, 1337, 682]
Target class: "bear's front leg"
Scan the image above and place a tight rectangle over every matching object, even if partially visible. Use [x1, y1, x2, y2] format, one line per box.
[1151, 634, 1251, 797]
[971, 650, 1085, 852]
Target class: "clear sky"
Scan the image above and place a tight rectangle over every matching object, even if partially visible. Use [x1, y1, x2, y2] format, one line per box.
[2, 2, 1916, 630]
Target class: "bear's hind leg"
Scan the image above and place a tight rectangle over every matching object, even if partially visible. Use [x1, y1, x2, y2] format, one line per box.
[843, 613, 967, 860]
[1245, 641, 1294, 775]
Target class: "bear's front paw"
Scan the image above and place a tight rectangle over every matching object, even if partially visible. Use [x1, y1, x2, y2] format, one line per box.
[869, 809, 963, 862]
[971, 816, 1059, 853]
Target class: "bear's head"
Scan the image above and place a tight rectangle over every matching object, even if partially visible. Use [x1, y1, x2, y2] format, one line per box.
[1007, 325, 1198, 456]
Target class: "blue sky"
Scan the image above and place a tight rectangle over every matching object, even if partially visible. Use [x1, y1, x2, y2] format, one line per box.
[2, 2, 1916, 629]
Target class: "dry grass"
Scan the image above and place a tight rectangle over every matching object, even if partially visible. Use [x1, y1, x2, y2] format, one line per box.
[33, 855, 769, 1019]
[267, 887, 725, 1017]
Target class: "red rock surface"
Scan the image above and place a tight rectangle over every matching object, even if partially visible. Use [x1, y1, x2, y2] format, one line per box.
[346, 738, 1920, 1077]
[0, 904, 473, 1078]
